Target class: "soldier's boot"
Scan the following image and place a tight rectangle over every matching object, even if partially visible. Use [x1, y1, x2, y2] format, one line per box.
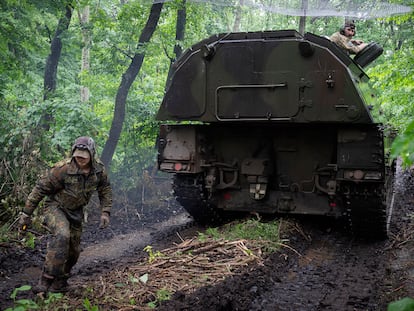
[49, 275, 69, 293]
[32, 273, 54, 294]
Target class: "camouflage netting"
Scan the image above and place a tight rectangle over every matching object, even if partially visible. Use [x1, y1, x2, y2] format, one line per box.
[150, 0, 412, 18]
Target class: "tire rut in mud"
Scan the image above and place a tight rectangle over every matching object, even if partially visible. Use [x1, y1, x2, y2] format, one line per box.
[157, 218, 392, 311]
[157, 163, 414, 311]
[0, 203, 190, 310]
[1, 163, 413, 310]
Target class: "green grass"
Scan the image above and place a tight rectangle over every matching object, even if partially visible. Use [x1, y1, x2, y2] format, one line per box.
[200, 217, 282, 254]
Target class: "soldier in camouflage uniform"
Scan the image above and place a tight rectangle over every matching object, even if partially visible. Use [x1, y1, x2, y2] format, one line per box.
[19, 136, 112, 293]
[330, 20, 367, 55]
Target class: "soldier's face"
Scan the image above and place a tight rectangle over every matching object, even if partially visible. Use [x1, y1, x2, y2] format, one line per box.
[74, 156, 91, 169]
[344, 27, 355, 38]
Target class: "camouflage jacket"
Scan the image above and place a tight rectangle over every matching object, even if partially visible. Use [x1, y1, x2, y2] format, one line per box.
[330, 32, 364, 55]
[24, 157, 112, 222]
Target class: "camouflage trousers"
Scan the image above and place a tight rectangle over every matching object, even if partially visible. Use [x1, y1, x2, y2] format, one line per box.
[42, 205, 83, 278]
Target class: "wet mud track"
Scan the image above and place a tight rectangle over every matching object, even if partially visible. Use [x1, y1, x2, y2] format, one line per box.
[1, 163, 414, 310]
[157, 163, 414, 310]
[156, 220, 393, 311]
[0, 203, 192, 309]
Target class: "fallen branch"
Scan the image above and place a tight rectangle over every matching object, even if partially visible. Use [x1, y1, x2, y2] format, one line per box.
[70, 232, 302, 310]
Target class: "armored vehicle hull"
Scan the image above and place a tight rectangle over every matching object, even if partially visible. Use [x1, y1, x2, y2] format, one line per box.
[156, 30, 393, 239]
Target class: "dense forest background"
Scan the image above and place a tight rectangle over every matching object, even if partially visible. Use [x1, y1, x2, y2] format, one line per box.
[0, 0, 413, 223]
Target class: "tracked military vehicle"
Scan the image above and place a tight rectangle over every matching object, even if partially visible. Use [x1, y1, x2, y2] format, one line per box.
[156, 30, 393, 239]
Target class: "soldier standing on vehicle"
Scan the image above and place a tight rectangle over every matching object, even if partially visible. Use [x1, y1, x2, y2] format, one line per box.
[19, 136, 112, 293]
[330, 20, 368, 54]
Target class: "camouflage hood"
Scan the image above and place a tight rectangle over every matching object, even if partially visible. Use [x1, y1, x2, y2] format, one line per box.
[71, 136, 96, 159]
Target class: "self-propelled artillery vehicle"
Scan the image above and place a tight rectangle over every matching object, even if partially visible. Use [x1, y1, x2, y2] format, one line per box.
[156, 30, 394, 239]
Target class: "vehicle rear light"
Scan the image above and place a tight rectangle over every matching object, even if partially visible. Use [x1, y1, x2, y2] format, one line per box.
[174, 162, 183, 171]
[223, 192, 232, 200]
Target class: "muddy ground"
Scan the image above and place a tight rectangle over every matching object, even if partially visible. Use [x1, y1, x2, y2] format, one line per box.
[1, 164, 413, 310]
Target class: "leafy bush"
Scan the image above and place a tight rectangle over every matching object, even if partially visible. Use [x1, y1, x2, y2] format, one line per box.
[369, 47, 414, 165]
[388, 297, 414, 311]
[391, 120, 414, 167]
[0, 95, 103, 227]
[4, 285, 38, 311]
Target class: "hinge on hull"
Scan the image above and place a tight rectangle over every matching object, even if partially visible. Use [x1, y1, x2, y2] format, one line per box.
[204, 162, 239, 197]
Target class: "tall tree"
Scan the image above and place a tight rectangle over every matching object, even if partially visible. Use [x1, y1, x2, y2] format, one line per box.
[166, 0, 187, 84]
[78, 5, 91, 103]
[42, 3, 74, 129]
[233, 0, 243, 31]
[101, 2, 164, 169]
[298, 0, 308, 34]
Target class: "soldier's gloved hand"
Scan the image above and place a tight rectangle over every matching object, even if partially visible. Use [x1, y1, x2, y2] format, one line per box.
[99, 212, 110, 229]
[18, 212, 31, 230]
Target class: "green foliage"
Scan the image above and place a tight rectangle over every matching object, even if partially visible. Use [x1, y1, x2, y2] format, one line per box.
[0, 94, 102, 225]
[5, 285, 39, 311]
[223, 218, 281, 253]
[1, 0, 414, 229]
[40, 98, 103, 150]
[0, 0, 58, 97]
[369, 48, 414, 130]
[388, 297, 414, 311]
[203, 218, 282, 254]
[0, 106, 45, 222]
[197, 231, 209, 242]
[391, 120, 414, 166]
[41, 292, 64, 310]
[362, 4, 414, 165]
[369, 45, 414, 165]
[83, 298, 99, 311]
[144, 245, 164, 263]
[5, 283, 64, 310]
[197, 228, 221, 242]
[147, 288, 172, 309]
[21, 232, 36, 249]
[205, 227, 221, 239]
[0, 223, 10, 243]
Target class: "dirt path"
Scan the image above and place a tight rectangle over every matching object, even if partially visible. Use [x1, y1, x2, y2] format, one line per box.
[157, 162, 414, 310]
[1, 163, 413, 310]
[74, 213, 191, 269]
[0, 207, 191, 309]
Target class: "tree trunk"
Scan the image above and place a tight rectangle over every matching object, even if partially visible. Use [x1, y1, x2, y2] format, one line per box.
[101, 2, 164, 169]
[166, 0, 186, 84]
[299, 16, 306, 35]
[298, 0, 308, 35]
[42, 4, 73, 129]
[79, 5, 90, 103]
[233, 0, 243, 32]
